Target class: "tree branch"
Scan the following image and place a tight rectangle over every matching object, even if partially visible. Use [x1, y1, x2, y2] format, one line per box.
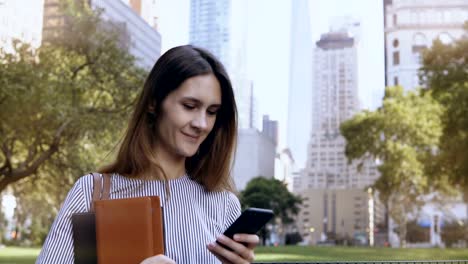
[0, 138, 14, 175]
[0, 120, 71, 193]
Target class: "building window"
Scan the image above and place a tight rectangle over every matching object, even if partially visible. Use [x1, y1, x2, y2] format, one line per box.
[393, 51, 400, 65]
[393, 14, 397, 26]
[394, 76, 399, 86]
[438, 32, 453, 45]
[392, 39, 399, 48]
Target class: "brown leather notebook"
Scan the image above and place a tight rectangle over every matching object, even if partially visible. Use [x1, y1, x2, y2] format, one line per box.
[94, 196, 164, 264]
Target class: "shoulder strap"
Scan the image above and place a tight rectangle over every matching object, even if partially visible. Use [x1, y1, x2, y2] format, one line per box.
[90, 173, 112, 212]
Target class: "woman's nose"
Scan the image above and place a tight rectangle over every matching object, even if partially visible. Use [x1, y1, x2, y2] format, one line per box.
[192, 112, 208, 129]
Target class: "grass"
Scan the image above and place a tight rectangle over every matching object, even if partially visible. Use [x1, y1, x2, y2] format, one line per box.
[0, 247, 40, 264]
[0, 246, 467, 263]
[255, 246, 468, 262]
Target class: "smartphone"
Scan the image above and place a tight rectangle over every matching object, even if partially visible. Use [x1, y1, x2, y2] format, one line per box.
[217, 207, 274, 248]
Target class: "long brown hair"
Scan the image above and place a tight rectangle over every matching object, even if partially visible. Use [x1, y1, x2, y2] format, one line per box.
[100, 45, 238, 192]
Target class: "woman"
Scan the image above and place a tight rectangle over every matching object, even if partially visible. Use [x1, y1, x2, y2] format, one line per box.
[37, 45, 259, 264]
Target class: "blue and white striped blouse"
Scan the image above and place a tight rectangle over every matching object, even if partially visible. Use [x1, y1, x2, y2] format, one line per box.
[36, 173, 241, 264]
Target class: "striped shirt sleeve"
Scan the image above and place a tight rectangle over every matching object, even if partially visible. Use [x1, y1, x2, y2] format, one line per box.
[36, 176, 90, 264]
[225, 192, 241, 229]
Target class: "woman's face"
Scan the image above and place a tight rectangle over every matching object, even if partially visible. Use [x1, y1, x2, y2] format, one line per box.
[155, 73, 221, 160]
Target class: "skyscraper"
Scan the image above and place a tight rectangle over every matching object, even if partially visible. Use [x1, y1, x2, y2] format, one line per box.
[189, 0, 231, 69]
[385, 0, 468, 90]
[287, 0, 313, 170]
[189, 0, 256, 129]
[296, 30, 378, 191]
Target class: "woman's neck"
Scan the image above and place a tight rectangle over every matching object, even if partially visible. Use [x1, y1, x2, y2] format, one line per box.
[152, 147, 186, 180]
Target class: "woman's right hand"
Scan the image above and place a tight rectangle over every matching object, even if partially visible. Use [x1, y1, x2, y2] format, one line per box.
[140, 255, 176, 264]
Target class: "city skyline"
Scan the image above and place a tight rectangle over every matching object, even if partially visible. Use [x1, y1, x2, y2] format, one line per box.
[157, 0, 385, 162]
[1, 0, 386, 160]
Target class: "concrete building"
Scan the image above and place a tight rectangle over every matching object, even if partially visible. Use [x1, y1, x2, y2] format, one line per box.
[296, 188, 385, 246]
[0, 0, 44, 51]
[385, 0, 468, 90]
[296, 31, 379, 192]
[42, 0, 161, 69]
[232, 128, 276, 191]
[189, 0, 256, 130]
[124, 0, 159, 29]
[189, 0, 230, 69]
[292, 30, 382, 245]
[262, 115, 278, 146]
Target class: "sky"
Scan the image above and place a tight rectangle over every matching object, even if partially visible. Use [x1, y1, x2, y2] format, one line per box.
[0, 0, 385, 168]
[157, 0, 386, 153]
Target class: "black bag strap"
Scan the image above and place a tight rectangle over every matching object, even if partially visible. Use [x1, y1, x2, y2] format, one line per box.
[90, 173, 111, 212]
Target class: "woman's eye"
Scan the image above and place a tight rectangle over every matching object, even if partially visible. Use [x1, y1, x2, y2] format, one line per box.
[183, 104, 196, 110]
[207, 110, 218, 116]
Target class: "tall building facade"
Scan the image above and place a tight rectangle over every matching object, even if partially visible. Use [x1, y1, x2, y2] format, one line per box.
[287, 0, 313, 170]
[262, 115, 278, 145]
[293, 31, 382, 245]
[0, 0, 44, 51]
[295, 188, 385, 246]
[189, 0, 256, 129]
[189, 0, 231, 69]
[295, 31, 379, 192]
[232, 128, 276, 191]
[42, 0, 161, 69]
[125, 0, 159, 29]
[385, 0, 468, 90]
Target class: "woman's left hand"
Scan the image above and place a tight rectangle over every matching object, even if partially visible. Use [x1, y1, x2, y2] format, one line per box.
[207, 234, 259, 264]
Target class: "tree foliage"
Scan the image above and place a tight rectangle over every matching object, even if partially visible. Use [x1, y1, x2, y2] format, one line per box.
[419, 22, 468, 199]
[340, 86, 444, 244]
[240, 177, 302, 245]
[0, 0, 147, 244]
[240, 177, 302, 224]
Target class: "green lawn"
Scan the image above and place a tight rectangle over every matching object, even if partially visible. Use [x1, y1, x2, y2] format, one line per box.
[0, 246, 467, 263]
[255, 246, 468, 262]
[0, 247, 40, 264]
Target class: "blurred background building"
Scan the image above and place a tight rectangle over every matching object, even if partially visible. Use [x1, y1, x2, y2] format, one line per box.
[384, 0, 468, 90]
[293, 28, 382, 245]
[42, 0, 161, 69]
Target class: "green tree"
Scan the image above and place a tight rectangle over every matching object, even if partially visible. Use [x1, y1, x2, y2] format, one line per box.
[240, 177, 302, 245]
[441, 220, 468, 248]
[419, 22, 468, 208]
[340, 86, 444, 246]
[0, 0, 147, 242]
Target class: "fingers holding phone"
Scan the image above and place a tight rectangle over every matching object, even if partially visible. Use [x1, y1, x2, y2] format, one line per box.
[207, 234, 256, 264]
[207, 207, 273, 263]
[232, 233, 260, 249]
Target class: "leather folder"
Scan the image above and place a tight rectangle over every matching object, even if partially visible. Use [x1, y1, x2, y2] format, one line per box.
[94, 196, 165, 264]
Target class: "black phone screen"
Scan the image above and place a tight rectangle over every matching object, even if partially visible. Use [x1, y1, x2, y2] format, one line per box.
[223, 208, 274, 239]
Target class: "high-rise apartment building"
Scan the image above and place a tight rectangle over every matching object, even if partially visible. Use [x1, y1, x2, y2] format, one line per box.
[189, 0, 256, 129]
[189, 0, 231, 69]
[295, 31, 379, 192]
[385, 0, 468, 90]
[232, 128, 276, 191]
[262, 115, 278, 146]
[42, 0, 161, 69]
[125, 0, 159, 30]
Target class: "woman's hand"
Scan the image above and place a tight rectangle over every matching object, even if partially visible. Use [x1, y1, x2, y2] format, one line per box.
[207, 234, 259, 264]
[140, 254, 176, 264]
